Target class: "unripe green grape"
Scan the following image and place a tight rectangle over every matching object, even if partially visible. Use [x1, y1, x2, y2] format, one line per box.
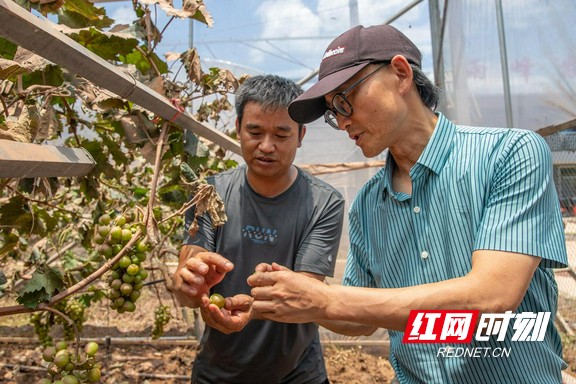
[115, 215, 126, 226]
[130, 255, 141, 265]
[122, 301, 136, 312]
[47, 362, 60, 376]
[209, 293, 226, 309]
[121, 229, 132, 243]
[110, 279, 123, 290]
[122, 274, 135, 284]
[133, 275, 142, 284]
[87, 367, 101, 382]
[55, 341, 68, 351]
[136, 252, 147, 262]
[138, 269, 149, 280]
[98, 214, 111, 226]
[113, 297, 125, 307]
[85, 341, 99, 356]
[53, 351, 69, 368]
[110, 226, 122, 243]
[130, 290, 141, 302]
[118, 255, 131, 269]
[97, 225, 110, 237]
[109, 289, 121, 299]
[43, 346, 56, 362]
[93, 234, 105, 245]
[120, 283, 133, 295]
[38, 379, 52, 384]
[133, 282, 144, 290]
[64, 362, 75, 372]
[112, 244, 123, 255]
[110, 270, 121, 280]
[126, 264, 139, 276]
[135, 241, 148, 253]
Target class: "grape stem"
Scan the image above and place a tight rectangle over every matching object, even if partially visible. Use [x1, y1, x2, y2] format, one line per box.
[0, 228, 142, 317]
[143, 122, 169, 247]
[40, 304, 81, 360]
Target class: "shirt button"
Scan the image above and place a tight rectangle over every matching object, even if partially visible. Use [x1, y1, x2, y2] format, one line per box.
[413, 206, 421, 214]
[421, 251, 429, 259]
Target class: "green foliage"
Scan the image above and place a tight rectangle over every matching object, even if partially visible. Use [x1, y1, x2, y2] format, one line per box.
[16, 265, 65, 309]
[1, 0, 239, 347]
[58, 0, 114, 29]
[123, 47, 169, 75]
[70, 28, 139, 62]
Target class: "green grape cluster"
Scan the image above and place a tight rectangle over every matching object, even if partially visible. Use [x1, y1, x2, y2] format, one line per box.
[151, 305, 171, 339]
[94, 214, 149, 314]
[55, 299, 86, 342]
[30, 312, 53, 347]
[39, 340, 101, 383]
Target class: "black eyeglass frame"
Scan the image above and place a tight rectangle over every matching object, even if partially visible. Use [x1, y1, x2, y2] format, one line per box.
[324, 62, 389, 130]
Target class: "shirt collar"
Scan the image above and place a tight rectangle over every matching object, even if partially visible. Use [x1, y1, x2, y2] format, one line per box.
[414, 112, 455, 175]
[381, 113, 455, 195]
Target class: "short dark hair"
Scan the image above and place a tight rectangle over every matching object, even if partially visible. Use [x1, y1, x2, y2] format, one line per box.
[411, 64, 442, 110]
[235, 75, 304, 130]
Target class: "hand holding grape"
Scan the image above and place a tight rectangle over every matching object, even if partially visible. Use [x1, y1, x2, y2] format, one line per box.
[201, 294, 254, 334]
[173, 247, 234, 308]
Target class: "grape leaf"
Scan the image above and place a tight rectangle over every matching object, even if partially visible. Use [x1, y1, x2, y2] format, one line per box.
[16, 265, 64, 309]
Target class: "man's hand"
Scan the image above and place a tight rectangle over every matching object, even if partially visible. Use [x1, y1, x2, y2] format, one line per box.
[247, 263, 329, 323]
[173, 245, 234, 308]
[200, 294, 254, 334]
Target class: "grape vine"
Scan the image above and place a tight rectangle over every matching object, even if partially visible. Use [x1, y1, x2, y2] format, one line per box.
[94, 213, 150, 314]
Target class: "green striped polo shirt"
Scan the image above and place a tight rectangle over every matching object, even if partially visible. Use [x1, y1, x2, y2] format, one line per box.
[343, 113, 568, 383]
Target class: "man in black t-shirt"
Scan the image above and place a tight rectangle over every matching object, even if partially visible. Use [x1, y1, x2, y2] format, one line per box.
[173, 75, 345, 384]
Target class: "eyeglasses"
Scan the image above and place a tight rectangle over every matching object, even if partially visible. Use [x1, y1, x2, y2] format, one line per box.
[324, 63, 388, 130]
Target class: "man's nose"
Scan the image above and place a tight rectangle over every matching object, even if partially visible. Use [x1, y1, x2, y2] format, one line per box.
[258, 135, 275, 152]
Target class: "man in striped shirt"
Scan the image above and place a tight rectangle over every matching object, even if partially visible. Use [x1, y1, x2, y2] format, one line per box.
[248, 24, 568, 383]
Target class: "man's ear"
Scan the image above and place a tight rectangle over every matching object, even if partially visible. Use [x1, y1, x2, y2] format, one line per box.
[389, 55, 413, 95]
[235, 118, 241, 141]
[298, 125, 307, 148]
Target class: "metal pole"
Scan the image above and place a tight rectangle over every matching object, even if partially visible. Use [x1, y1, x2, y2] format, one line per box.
[428, 0, 447, 112]
[349, 0, 359, 27]
[495, 0, 514, 128]
[384, 0, 423, 25]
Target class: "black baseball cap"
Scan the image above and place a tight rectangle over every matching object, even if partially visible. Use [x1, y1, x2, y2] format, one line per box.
[288, 24, 422, 124]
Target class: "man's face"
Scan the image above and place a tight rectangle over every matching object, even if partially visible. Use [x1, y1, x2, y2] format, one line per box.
[324, 62, 406, 158]
[237, 101, 304, 181]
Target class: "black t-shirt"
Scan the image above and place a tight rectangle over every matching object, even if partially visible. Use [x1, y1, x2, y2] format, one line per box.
[184, 165, 344, 384]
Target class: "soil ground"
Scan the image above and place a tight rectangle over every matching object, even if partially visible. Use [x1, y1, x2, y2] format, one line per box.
[0, 280, 574, 384]
[0, 285, 396, 384]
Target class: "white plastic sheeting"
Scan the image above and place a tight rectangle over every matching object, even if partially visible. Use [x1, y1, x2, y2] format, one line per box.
[438, 0, 576, 130]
